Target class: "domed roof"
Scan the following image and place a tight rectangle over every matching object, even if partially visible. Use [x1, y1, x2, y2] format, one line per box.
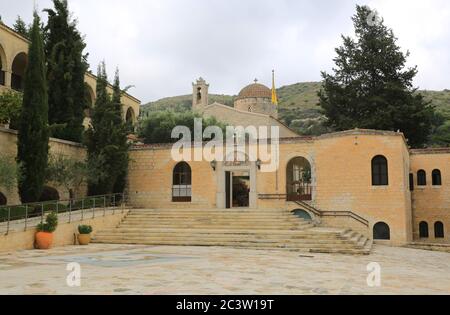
[237, 82, 271, 100]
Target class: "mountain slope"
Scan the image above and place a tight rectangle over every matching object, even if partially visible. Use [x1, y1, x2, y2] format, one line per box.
[141, 82, 450, 141]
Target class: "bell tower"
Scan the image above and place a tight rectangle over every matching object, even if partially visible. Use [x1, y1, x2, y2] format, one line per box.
[192, 77, 209, 111]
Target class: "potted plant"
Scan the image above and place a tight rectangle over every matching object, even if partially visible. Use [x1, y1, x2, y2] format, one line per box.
[78, 225, 93, 245]
[35, 212, 58, 250]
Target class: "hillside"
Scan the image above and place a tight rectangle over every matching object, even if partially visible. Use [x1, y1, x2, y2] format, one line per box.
[141, 82, 450, 141]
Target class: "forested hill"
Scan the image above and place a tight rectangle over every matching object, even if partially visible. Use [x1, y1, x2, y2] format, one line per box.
[141, 82, 450, 143]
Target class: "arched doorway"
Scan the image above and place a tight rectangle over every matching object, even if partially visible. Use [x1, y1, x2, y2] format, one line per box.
[373, 222, 390, 240]
[286, 157, 312, 201]
[292, 209, 312, 221]
[172, 162, 192, 202]
[0, 192, 7, 206]
[39, 186, 60, 202]
[11, 52, 27, 91]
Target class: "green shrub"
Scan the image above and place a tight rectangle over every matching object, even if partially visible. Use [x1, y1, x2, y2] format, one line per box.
[78, 225, 93, 234]
[36, 212, 58, 233]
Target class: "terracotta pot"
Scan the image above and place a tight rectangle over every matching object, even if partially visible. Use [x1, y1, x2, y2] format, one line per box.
[78, 234, 91, 245]
[35, 232, 54, 250]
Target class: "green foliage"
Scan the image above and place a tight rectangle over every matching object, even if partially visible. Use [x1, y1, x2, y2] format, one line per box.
[140, 94, 235, 116]
[13, 16, 30, 38]
[84, 63, 130, 196]
[36, 212, 58, 233]
[319, 5, 435, 148]
[0, 90, 22, 128]
[430, 121, 450, 147]
[44, 0, 89, 143]
[46, 154, 87, 198]
[78, 224, 92, 234]
[17, 13, 50, 204]
[138, 110, 226, 144]
[0, 154, 17, 192]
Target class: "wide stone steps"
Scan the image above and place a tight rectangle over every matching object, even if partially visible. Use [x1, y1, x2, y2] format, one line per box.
[92, 209, 372, 255]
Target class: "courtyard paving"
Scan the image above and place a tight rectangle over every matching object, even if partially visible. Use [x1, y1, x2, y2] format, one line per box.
[0, 244, 449, 295]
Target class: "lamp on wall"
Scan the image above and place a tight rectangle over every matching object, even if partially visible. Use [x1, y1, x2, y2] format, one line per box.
[210, 160, 217, 171]
[256, 159, 262, 170]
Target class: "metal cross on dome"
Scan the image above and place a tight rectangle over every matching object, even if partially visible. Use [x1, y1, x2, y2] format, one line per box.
[254, 78, 258, 83]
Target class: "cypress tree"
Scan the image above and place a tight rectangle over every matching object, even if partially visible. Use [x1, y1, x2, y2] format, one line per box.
[111, 70, 130, 194]
[319, 5, 435, 148]
[17, 13, 49, 203]
[44, 0, 88, 142]
[85, 63, 129, 195]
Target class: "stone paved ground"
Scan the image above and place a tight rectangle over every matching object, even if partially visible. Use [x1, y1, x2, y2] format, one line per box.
[0, 244, 449, 295]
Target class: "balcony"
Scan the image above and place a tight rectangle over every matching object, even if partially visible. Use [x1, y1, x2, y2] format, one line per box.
[286, 181, 312, 201]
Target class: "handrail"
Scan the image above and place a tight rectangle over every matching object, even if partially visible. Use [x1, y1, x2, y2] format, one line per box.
[257, 193, 369, 227]
[0, 193, 127, 235]
[294, 200, 369, 227]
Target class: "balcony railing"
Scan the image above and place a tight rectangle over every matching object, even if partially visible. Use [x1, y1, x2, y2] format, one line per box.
[286, 181, 312, 201]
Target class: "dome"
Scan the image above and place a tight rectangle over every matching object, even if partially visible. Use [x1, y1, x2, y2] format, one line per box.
[236, 82, 271, 100]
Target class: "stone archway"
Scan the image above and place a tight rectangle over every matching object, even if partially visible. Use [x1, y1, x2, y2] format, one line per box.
[11, 52, 27, 91]
[84, 83, 95, 118]
[286, 157, 312, 201]
[0, 44, 7, 86]
[126, 107, 136, 124]
[39, 186, 60, 202]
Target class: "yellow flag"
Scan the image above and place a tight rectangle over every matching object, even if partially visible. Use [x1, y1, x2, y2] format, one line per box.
[271, 70, 278, 105]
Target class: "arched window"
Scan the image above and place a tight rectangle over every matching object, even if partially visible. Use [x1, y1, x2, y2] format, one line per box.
[172, 162, 192, 202]
[417, 170, 427, 186]
[126, 107, 135, 125]
[432, 170, 442, 186]
[0, 192, 7, 206]
[434, 222, 444, 238]
[286, 157, 312, 201]
[373, 222, 390, 240]
[292, 209, 312, 221]
[372, 155, 388, 186]
[419, 221, 429, 238]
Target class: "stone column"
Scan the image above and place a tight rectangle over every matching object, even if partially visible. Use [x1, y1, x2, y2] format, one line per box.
[216, 162, 225, 209]
[249, 162, 257, 209]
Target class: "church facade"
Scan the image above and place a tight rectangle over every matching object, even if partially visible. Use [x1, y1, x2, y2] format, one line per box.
[127, 77, 450, 247]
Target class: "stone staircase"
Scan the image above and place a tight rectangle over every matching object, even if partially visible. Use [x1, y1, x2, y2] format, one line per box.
[92, 208, 372, 255]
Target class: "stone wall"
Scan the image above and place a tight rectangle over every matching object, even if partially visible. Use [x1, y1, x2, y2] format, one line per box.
[410, 150, 450, 243]
[0, 211, 127, 253]
[0, 127, 87, 205]
[127, 130, 419, 245]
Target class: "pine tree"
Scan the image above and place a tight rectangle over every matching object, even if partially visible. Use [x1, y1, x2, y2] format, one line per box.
[13, 16, 29, 38]
[84, 63, 129, 195]
[319, 5, 435, 148]
[17, 13, 49, 203]
[44, 0, 88, 143]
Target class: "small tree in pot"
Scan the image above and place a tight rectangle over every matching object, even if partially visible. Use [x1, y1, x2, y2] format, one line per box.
[78, 225, 93, 245]
[35, 212, 58, 249]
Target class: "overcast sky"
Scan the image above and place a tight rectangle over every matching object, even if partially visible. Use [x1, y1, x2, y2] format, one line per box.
[2, 0, 450, 103]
